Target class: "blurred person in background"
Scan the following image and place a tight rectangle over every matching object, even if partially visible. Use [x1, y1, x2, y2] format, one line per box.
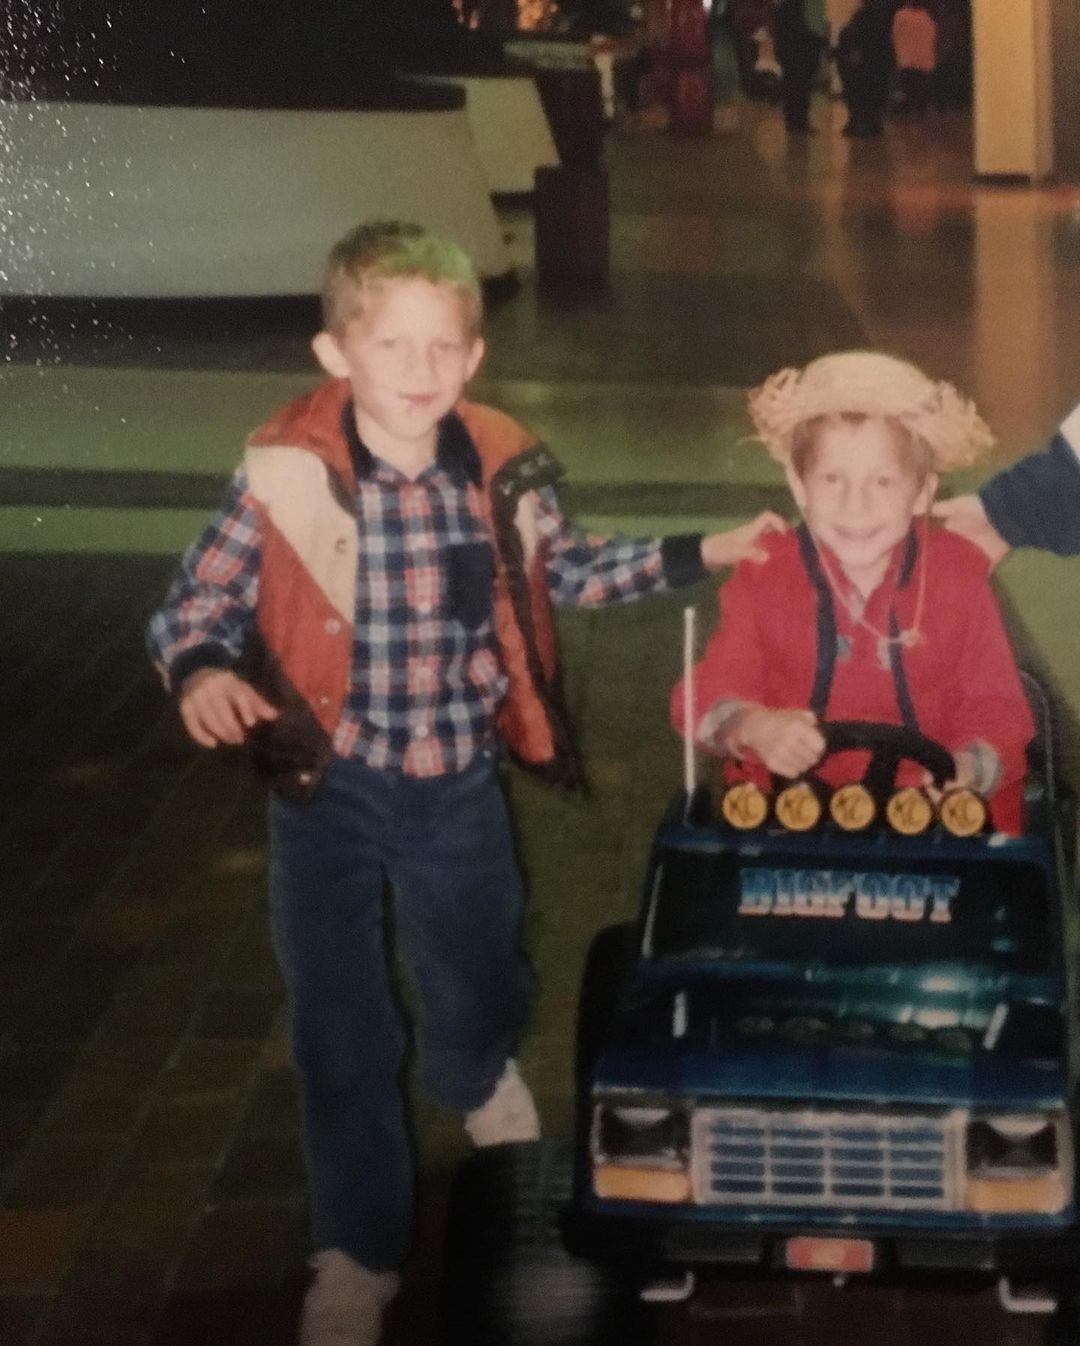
[773, 0, 826, 133]
[891, 0, 937, 116]
[725, 0, 777, 97]
[835, 0, 894, 137]
[709, 0, 744, 130]
[933, 0, 972, 108]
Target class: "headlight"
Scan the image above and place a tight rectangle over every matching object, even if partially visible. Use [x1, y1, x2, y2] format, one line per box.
[591, 1099, 692, 1204]
[964, 1113, 1072, 1214]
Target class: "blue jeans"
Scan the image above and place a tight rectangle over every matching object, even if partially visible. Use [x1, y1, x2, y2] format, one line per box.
[268, 752, 531, 1271]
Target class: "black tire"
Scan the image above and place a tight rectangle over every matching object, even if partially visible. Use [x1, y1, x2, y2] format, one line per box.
[575, 924, 637, 1090]
[442, 1139, 650, 1346]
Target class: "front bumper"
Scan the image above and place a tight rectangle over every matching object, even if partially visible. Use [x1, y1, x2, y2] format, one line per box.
[568, 1206, 1080, 1278]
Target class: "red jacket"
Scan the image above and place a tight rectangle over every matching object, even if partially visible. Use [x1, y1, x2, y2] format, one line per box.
[241, 379, 577, 800]
[673, 524, 1033, 831]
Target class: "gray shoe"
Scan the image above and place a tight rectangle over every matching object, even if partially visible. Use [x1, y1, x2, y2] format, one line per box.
[299, 1250, 400, 1346]
[463, 1059, 541, 1147]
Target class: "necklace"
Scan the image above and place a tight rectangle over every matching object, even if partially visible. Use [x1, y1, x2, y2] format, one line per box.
[808, 521, 928, 668]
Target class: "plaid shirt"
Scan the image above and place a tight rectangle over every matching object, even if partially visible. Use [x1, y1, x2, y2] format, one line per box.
[147, 413, 671, 777]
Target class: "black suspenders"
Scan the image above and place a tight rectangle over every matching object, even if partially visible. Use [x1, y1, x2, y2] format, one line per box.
[797, 524, 839, 722]
[796, 523, 920, 732]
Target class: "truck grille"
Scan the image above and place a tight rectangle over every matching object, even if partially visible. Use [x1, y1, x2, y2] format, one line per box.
[693, 1107, 959, 1212]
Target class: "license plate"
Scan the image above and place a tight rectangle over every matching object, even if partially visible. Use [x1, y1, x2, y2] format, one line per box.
[785, 1236, 875, 1274]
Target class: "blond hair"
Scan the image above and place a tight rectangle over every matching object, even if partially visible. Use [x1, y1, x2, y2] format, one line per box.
[789, 412, 931, 482]
[321, 220, 483, 336]
[748, 351, 994, 474]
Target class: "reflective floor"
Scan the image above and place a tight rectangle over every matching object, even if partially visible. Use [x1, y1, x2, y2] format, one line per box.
[1, 94, 1078, 1345]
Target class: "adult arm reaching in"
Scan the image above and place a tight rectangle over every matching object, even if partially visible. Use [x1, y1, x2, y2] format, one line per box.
[934, 402, 1080, 561]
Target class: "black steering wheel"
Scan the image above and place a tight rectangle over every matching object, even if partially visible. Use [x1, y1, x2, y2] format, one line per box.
[815, 720, 955, 797]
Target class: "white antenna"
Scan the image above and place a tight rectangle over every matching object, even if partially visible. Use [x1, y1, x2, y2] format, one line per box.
[682, 605, 696, 800]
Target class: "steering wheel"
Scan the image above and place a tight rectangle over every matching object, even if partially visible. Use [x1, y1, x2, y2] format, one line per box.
[816, 720, 955, 797]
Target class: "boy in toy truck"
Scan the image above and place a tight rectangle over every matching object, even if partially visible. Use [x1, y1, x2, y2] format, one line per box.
[673, 351, 1034, 833]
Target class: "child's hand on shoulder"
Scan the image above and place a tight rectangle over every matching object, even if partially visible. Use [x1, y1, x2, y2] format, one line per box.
[179, 668, 278, 748]
[700, 511, 787, 571]
[931, 495, 1010, 566]
[734, 706, 825, 778]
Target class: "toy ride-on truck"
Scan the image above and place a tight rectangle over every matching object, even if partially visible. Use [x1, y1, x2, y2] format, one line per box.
[442, 672, 1080, 1346]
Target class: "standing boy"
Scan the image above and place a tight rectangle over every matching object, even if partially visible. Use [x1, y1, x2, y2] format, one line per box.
[147, 220, 780, 1346]
[673, 351, 1034, 833]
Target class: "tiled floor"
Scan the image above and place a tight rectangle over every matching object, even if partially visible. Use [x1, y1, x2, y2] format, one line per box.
[2, 93, 1079, 1344]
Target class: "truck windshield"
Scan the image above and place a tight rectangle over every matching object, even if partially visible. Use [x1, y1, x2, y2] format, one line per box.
[649, 847, 1052, 974]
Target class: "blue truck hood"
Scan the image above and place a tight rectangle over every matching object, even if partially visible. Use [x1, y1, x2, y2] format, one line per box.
[595, 1038, 1064, 1111]
[593, 978, 1066, 1111]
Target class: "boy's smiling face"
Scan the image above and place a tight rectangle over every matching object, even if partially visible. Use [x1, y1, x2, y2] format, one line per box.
[311, 274, 484, 471]
[786, 416, 937, 596]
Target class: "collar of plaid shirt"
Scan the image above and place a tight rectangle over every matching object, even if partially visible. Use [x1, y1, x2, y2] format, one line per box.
[339, 401, 483, 489]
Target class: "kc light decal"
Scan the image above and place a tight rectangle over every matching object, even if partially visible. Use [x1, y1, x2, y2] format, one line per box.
[716, 782, 987, 837]
[737, 867, 959, 924]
